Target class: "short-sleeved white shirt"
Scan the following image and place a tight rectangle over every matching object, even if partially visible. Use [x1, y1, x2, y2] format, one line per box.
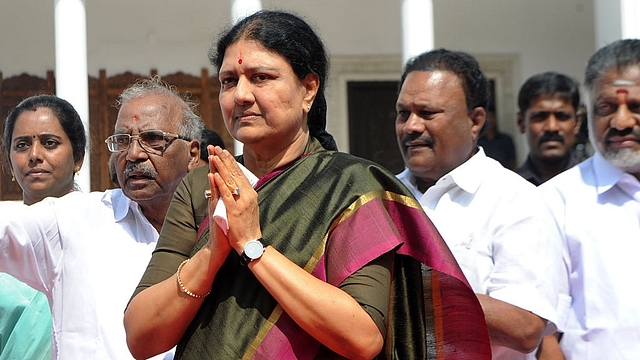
[397, 148, 568, 360]
[0, 190, 172, 360]
[541, 153, 640, 359]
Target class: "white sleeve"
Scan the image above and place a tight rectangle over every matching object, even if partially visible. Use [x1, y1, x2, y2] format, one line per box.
[485, 186, 569, 335]
[0, 199, 63, 293]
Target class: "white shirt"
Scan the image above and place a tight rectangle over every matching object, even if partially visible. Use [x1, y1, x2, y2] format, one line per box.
[397, 148, 568, 360]
[0, 190, 172, 360]
[541, 153, 640, 359]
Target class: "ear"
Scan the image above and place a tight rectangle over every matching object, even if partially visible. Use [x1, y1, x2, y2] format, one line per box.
[573, 114, 582, 135]
[302, 73, 320, 113]
[469, 107, 486, 141]
[517, 112, 526, 134]
[7, 156, 15, 180]
[187, 140, 201, 172]
[74, 151, 86, 171]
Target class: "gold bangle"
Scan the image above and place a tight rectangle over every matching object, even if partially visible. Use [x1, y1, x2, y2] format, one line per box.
[176, 259, 211, 298]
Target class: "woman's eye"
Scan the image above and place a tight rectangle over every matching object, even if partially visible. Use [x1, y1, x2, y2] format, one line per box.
[43, 139, 59, 148]
[220, 77, 237, 88]
[14, 141, 29, 151]
[252, 74, 270, 83]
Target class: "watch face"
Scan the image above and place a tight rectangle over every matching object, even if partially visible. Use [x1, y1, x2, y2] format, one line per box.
[245, 240, 264, 259]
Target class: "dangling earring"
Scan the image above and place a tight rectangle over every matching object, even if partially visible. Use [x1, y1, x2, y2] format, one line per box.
[75, 167, 80, 176]
[11, 172, 15, 182]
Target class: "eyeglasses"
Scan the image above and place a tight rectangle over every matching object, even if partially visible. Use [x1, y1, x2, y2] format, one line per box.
[105, 130, 190, 155]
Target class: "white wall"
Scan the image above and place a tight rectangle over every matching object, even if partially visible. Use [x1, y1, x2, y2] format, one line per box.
[433, 0, 595, 162]
[0, 0, 596, 162]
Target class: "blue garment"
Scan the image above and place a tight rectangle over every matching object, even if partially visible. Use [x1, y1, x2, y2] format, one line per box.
[0, 274, 51, 360]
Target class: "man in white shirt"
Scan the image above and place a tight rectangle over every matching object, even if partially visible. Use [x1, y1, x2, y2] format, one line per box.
[0, 76, 202, 359]
[394, 49, 567, 359]
[540, 39, 640, 359]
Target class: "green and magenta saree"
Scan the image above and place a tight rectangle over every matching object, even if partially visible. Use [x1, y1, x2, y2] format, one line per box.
[134, 138, 491, 359]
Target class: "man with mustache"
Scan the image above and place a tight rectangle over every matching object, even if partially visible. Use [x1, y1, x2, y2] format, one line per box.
[395, 49, 567, 359]
[540, 39, 640, 359]
[0, 76, 202, 359]
[516, 72, 583, 185]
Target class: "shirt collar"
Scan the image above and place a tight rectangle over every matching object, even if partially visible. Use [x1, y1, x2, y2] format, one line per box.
[101, 189, 140, 222]
[397, 147, 485, 196]
[396, 167, 424, 198]
[445, 147, 485, 195]
[592, 151, 638, 195]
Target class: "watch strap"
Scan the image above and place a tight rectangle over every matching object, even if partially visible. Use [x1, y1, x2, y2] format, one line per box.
[240, 238, 266, 266]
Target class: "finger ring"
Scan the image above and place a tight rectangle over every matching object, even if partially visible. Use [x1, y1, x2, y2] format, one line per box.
[233, 187, 241, 196]
[204, 189, 212, 199]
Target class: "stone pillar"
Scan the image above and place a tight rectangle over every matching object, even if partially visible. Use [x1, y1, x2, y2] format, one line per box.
[621, 0, 640, 39]
[401, 0, 434, 64]
[230, 0, 262, 155]
[54, 0, 90, 192]
[594, 0, 640, 49]
[232, 0, 262, 24]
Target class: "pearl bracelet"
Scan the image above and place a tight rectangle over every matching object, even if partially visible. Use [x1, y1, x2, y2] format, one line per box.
[176, 259, 211, 298]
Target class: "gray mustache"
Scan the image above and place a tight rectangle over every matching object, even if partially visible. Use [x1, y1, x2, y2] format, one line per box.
[605, 127, 640, 142]
[123, 163, 158, 179]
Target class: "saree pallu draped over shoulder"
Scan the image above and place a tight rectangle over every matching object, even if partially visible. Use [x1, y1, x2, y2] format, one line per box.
[176, 143, 491, 359]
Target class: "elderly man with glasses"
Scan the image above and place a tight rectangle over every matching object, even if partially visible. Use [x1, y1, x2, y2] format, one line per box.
[0, 76, 202, 359]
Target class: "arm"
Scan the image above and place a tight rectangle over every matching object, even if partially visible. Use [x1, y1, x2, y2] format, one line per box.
[477, 294, 546, 353]
[124, 171, 232, 359]
[248, 247, 384, 359]
[0, 200, 61, 292]
[480, 184, 567, 354]
[536, 333, 565, 360]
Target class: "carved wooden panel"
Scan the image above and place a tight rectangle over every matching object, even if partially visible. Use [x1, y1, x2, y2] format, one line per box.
[0, 71, 56, 201]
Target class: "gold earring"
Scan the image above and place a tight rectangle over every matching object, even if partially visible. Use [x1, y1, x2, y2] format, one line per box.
[75, 167, 80, 176]
[11, 173, 15, 182]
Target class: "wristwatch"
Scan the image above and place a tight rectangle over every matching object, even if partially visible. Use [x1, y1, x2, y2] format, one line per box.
[240, 238, 266, 266]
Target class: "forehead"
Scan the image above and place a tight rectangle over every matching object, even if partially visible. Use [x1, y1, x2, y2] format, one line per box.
[221, 39, 288, 70]
[115, 94, 180, 133]
[527, 94, 575, 111]
[595, 66, 640, 95]
[13, 107, 64, 135]
[398, 70, 465, 103]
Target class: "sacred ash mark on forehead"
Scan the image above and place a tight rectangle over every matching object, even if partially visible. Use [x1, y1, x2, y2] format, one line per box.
[613, 79, 634, 87]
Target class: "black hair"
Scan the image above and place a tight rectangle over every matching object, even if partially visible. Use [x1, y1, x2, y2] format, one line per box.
[518, 72, 580, 113]
[585, 39, 640, 94]
[399, 48, 490, 112]
[199, 127, 226, 161]
[209, 10, 337, 151]
[3, 94, 86, 164]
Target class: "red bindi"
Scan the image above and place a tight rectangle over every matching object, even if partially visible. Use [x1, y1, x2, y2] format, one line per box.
[616, 89, 629, 105]
[133, 115, 139, 120]
[238, 59, 242, 64]
[238, 49, 243, 64]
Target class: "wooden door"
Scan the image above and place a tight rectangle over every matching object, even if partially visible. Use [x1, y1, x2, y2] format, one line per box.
[347, 80, 404, 174]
